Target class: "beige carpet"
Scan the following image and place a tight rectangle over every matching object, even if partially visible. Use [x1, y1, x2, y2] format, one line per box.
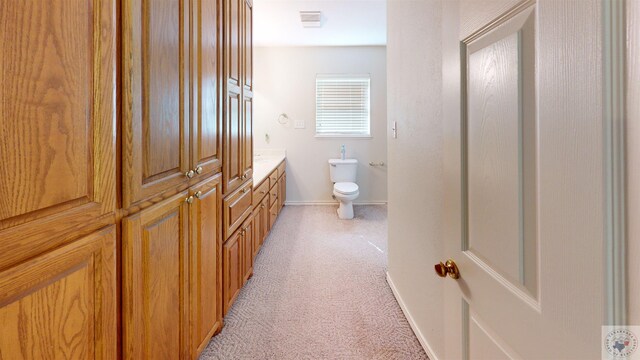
[200, 205, 428, 360]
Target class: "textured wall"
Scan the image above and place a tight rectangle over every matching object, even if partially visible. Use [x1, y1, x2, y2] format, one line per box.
[253, 46, 387, 204]
[386, 0, 445, 358]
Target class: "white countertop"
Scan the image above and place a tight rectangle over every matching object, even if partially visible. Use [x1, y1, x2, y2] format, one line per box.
[253, 149, 286, 188]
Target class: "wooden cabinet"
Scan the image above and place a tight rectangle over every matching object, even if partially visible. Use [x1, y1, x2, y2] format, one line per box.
[189, 175, 223, 357]
[0, 0, 116, 271]
[223, 0, 253, 194]
[252, 196, 269, 260]
[0, 1, 118, 358]
[122, 0, 223, 208]
[223, 228, 242, 314]
[279, 172, 287, 209]
[223, 181, 253, 239]
[122, 192, 191, 359]
[0, 226, 117, 359]
[241, 215, 254, 283]
[121, 0, 191, 207]
[192, 0, 223, 178]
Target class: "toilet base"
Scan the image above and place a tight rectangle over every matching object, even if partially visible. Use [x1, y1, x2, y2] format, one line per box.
[337, 201, 354, 220]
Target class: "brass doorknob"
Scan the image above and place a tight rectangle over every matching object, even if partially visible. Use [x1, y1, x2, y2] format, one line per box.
[434, 259, 460, 279]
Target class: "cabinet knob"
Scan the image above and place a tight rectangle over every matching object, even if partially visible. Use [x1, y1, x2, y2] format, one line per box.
[242, 188, 249, 193]
[185, 196, 194, 204]
[185, 170, 195, 179]
[195, 166, 203, 174]
[261, 204, 265, 209]
[194, 191, 202, 199]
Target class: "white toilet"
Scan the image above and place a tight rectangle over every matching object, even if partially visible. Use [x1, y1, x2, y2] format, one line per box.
[328, 159, 359, 219]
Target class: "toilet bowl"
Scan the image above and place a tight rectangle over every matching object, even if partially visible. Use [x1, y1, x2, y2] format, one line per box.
[333, 182, 359, 219]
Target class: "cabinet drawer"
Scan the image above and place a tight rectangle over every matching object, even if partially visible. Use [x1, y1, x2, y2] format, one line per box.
[268, 169, 278, 185]
[252, 179, 270, 208]
[223, 181, 253, 240]
[269, 184, 278, 208]
[277, 161, 286, 178]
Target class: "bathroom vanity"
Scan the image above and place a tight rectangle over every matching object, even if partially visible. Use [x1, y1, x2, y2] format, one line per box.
[222, 150, 286, 314]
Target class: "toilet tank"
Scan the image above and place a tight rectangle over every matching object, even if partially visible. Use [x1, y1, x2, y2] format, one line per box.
[328, 159, 358, 182]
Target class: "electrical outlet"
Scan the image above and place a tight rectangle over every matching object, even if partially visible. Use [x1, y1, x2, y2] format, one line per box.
[294, 119, 305, 129]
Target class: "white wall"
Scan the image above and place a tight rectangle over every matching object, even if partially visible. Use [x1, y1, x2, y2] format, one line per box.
[386, 1, 445, 359]
[253, 46, 387, 204]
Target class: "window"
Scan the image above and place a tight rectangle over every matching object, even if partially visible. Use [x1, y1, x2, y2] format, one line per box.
[315, 74, 371, 137]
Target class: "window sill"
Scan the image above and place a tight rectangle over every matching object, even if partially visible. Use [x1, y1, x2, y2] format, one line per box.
[314, 134, 372, 139]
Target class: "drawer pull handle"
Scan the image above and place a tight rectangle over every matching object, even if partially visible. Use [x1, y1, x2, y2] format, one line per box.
[194, 191, 202, 199]
[195, 166, 203, 174]
[185, 196, 194, 204]
[185, 170, 195, 179]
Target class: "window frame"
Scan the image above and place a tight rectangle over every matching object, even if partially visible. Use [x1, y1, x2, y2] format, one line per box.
[314, 74, 372, 139]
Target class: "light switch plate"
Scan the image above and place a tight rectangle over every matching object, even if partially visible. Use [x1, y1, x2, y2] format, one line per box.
[294, 119, 305, 129]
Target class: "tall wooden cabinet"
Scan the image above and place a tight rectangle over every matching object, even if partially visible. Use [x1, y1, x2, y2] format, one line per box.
[0, 0, 118, 358]
[1, 0, 250, 357]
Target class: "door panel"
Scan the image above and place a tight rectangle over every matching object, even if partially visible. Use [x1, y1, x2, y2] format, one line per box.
[0, 226, 117, 359]
[223, 229, 242, 314]
[242, 96, 253, 180]
[243, 0, 253, 92]
[260, 196, 269, 245]
[0, 0, 116, 268]
[122, 192, 190, 360]
[252, 204, 262, 261]
[122, 0, 190, 207]
[190, 175, 222, 357]
[241, 216, 253, 283]
[225, 0, 242, 88]
[442, 0, 607, 358]
[192, 0, 222, 178]
[465, 7, 537, 296]
[223, 90, 243, 193]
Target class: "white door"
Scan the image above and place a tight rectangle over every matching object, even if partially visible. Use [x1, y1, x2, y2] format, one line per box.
[441, 0, 612, 358]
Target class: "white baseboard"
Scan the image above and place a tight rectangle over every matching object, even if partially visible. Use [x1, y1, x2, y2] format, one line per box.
[284, 201, 388, 206]
[386, 271, 440, 360]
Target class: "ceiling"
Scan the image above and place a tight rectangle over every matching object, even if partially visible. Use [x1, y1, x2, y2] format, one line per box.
[253, 0, 387, 47]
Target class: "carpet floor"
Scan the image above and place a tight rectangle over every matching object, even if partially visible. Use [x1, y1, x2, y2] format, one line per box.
[200, 205, 428, 360]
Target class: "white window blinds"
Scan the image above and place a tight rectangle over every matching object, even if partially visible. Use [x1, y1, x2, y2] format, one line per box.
[315, 75, 371, 136]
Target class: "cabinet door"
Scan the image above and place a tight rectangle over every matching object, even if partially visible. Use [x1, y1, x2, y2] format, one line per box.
[260, 196, 269, 246]
[241, 215, 254, 283]
[242, 95, 253, 180]
[122, 192, 190, 360]
[190, 175, 223, 357]
[192, 0, 222, 179]
[122, 0, 191, 207]
[223, 229, 242, 314]
[279, 173, 286, 209]
[224, 0, 242, 88]
[0, 0, 116, 270]
[0, 226, 117, 359]
[223, 90, 244, 193]
[252, 203, 263, 261]
[243, 0, 253, 93]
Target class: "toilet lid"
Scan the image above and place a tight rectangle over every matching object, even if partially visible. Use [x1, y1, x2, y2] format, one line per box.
[334, 182, 359, 195]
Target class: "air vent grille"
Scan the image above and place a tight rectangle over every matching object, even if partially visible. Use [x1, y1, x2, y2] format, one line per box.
[300, 11, 322, 28]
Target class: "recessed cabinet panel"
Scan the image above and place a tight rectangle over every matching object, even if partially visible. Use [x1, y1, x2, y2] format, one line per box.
[0, 0, 116, 270]
[243, 0, 253, 91]
[241, 216, 253, 283]
[123, 192, 190, 359]
[225, 0, 242, 87]
[0, 226, 117, 359]
[193, 0, 222, 177]
[223, 230, 242, 314]
[190, 175, 223, 356]
[122, 0, 190, 207]
[223, 90, 243, 193]
[242, 96, 253, 180]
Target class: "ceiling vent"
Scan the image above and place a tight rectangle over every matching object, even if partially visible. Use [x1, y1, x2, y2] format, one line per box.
[300, 11, 322, 28]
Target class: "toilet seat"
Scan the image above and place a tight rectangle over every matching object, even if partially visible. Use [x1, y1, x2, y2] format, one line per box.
[334, 182, 359, 195]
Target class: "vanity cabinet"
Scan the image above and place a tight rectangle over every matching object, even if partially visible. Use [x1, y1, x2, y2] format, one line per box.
[223, 214, 253, 314]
